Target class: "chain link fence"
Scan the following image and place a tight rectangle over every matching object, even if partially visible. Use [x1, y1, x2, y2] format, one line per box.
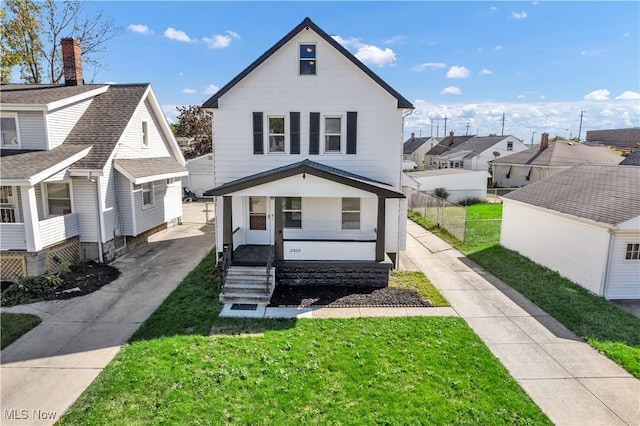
[407, 190, 466, 242]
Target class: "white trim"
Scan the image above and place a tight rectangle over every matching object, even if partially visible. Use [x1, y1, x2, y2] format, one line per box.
[47, 86, 109, 112]
[503, 198, 617, 231]
[141, 181, 155, 210]
[0, 185, 19, 223]
[42, 180, 75, 218]
[323, 114, 344, 154]
[113, 161, 188, 185]
[341, 197, 361, 231]
[141, 120, 149, 148]
[267, 115, 287, 154]
[130, 180, 137, 236]
[0, 112, 22, 149]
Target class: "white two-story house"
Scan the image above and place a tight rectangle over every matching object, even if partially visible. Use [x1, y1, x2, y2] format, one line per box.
[0, 38, 187, 279]
[203, 18, 413, 298]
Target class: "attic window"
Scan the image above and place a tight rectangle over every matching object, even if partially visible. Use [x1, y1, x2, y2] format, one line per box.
[300, 44, 316, 75]
[507, 141, 514, 151]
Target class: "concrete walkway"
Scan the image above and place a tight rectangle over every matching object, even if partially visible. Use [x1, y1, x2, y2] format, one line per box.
[0, 220, 214, 425]
[402, 220, 640, 426]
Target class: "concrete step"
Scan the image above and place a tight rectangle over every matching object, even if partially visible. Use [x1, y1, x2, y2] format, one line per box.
[224, 282, 271, 292]
[225, 276, 270, 285]
[220, 293, 272, 304]
[227, 266, 267, 276]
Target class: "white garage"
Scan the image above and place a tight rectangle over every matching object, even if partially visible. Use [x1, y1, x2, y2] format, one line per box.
[182, 153, 214, 198]
[501, 165, 640, 300]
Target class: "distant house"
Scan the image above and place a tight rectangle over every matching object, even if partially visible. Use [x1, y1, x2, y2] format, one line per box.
[492, 133, 622, 187]
[585, 128, 640, 155]
[424, 133, 527, 171]
[407, 169, 490, 204]
[0, 38, 186, 279]
[620, 148, 640, 166]
[201, 17, 413, 304]
[183, 153, 214, 198]
[501, 165, 640, 300]
[403, 134, 438, 168]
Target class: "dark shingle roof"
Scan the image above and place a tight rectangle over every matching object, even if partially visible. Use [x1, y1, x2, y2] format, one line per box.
[65, 84, 149, 169]
[204, 159, 404, 198]
[0, 83, 107, 105]
[403, 137, 432, 154]
[424, 135, 475, 156]
[202, 17, 413, 110]
[0, 144, 89, 181]
[493, 140, 622, 166]
[503, 165, 640, 226]
[620, 148, 640, 166]
[454, 136, 508, 157]
[114, 158, 187, 179]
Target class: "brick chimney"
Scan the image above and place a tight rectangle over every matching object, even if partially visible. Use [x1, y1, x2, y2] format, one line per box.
[540, 132, 549, 151]
[61, 37, 83, 86]
[410, 132, 415, 141]
[448, 131, 454, 145]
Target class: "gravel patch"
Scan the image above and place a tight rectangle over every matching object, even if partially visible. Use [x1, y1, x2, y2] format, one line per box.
[268, 285, 432, 308]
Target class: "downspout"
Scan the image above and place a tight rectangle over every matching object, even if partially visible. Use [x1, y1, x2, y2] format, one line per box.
[601, 227, 616, 299]
[398, 109, 413, 268]
[89, 172, 104, 263]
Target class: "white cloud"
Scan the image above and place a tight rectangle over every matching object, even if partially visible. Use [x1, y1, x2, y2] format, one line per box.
[446, 66, 470, 79]
[490, 6, 498, 13]
[203, 84, 220, 95]
[203, 30, 240, 49]
[517, 94, 526, 99]
[441, 86, 462, 95]
[623, 32, 630, 37]
[615, 91, 640, 100]
[511, 11, 528, 19]
[580, 48, 606, 56]
[411, 62, 446, 72]
[495, 45, 503, 51]
[584, 89, 610, 100]
[384, 35, 406, 45]
[128, 24, 152, 35]
[164, 27, 194, 43]
[182, 88, 197, 94]
[332, 35, 396, 67]
[480, 68, 493, 75]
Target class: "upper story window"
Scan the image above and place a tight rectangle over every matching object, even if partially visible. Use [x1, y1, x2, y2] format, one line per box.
[507, 141, 514, 151]
[0, 186, 17, 223]
[300, 44, 316, 75]
[625, 243, 639, 260]
[268, 116, 285, 153]
[1, 113, 20, 148]
[341, 198, 360, 230]
[283, 197, 302, 229]
[142, 182, 154, 207]
[46, 182, 72, 216]
[142, 121, 149, 148]
[325, 116, 342, 152]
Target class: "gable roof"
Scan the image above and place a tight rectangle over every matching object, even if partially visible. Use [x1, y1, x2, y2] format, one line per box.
[493, 140, 622, 166]
[204, 159, 404, 198]
[0, 144, 91, 185]
[424, 135, 475, 156]
[201, 17, 413, 110]
[64, 84, 149, 170]
[453, 136, 511, 157]
[503, 165, 640, 226]
[403, 136, 433, 154]
[0, 83, 107, 107]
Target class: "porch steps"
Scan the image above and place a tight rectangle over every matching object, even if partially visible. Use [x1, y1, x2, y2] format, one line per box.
[220, 266, 275, 304]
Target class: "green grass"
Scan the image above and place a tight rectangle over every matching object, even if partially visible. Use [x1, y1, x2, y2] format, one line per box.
[60, 317, 550, 425]
[59, 246, 550, 425]
[1, 313, 41, 349]
[410, 202, 640, 379]
[389, 270, 450, 306]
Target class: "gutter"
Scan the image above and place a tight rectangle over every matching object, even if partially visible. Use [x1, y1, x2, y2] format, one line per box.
[601, 227, 616, 298]
[89, 172, 104, 263]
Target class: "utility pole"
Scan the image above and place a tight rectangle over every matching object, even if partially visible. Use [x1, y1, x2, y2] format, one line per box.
[501, 113, 506, 136]
[577, 110, 585, 141]
[531, 131, 536, 147]
[430, 119, 433, 137]
[465, 122, 470, 136]
[443, 116, 448, 137]
[435, 119, 440, 138]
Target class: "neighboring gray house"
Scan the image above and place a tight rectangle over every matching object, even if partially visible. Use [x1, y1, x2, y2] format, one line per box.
[0, 38, 187, 279]
[492, 133, 622, 187]
[424, 134, 526, 171]
[501, 165, 640, 300]
[422, 132, 475, 169]
[403, 134, 438, 168]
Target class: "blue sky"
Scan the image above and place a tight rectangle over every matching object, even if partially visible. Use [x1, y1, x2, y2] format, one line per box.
[79, 1, 639, 141]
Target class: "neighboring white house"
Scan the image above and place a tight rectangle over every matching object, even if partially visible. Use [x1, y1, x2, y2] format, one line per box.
[424, 134, 527, 171]
[403, 134, 438, 168]
[202, 17, 413, 296]
[492, 133, 622, 187]
[407, 169, 490, 204]
[183, 153, 214, 198]
[0, 38, 187, 279]
[501, 165, 640, 300]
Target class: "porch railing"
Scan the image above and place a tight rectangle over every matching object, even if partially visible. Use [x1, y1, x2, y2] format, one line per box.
[266, 245, 274, 292]
[220, 243, 232, 285]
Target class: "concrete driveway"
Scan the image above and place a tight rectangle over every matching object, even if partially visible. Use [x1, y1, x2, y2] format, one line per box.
[0, 205, 214, 425]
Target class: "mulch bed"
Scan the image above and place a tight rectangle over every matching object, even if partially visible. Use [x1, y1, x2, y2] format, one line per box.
[268, 285, 432, 308]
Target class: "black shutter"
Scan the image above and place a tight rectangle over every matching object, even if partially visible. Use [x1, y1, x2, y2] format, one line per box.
[309, 112, 320, 155]
[290, 112, 300, 154]
[252, 112, 263, 154]
[347, 111, 357, 154]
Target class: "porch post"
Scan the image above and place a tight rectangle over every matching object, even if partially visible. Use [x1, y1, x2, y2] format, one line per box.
[222, 196, 233, 259]
[376, 196, 386, 262]
[21, 185, 42, 252]
[274, 197, 283, 261]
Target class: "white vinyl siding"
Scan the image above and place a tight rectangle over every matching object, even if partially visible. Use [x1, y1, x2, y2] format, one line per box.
[115, 171, 135, 235]
[47, 98, 93, 148]
[501, 200, 610, 296]
[133, 180, 167, 235]
[606, 235, 640, 299]
[115, 98, 172, 159]
[16, 111, 47, 150]
[39, 213, 79, 248]
[71, 177, 100, 242]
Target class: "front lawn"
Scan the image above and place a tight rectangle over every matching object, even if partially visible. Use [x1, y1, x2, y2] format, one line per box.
[59, 248, 550, 425]
[411, 202, 640, 379]
[1, 313, 41, 349]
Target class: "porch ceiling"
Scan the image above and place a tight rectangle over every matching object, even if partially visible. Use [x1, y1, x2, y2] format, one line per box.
[0, 145, 91, 186]
[204, 159, 404, 199]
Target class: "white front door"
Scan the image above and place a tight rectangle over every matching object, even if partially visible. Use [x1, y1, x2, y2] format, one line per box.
[246, 196, 271, 245]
